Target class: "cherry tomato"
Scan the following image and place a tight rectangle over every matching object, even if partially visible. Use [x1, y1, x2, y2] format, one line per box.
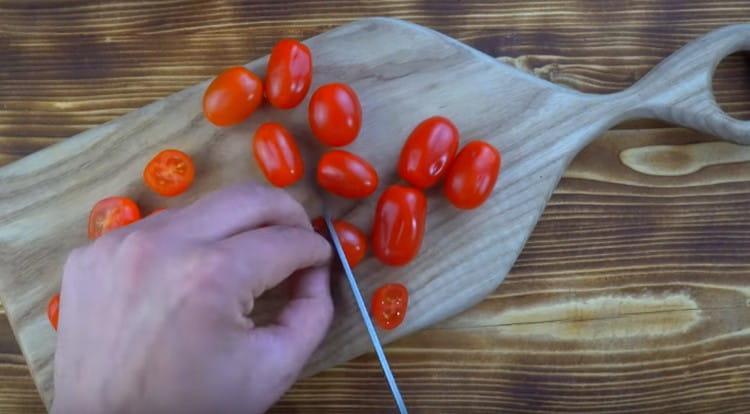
[308, 83, 362, 146]
[144, 149, 195, 197]
[398, 116, 459, 189]
[47, 293, 60, 331]
[252, 122, 304, 187]
[265, 39, 312, 109]
[333, 220, 368, 268]
[444, 141, 501, 209]
[88, 197, 141, 240]
[371, 283, 408, 330]
[372, 185, 427, 266]
[317, 150, 378, 199]
[311, 217, 327, 235]
[203, 66, 263, 127]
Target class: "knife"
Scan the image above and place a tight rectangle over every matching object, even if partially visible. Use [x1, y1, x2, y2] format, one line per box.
[322, 211, 408, 414]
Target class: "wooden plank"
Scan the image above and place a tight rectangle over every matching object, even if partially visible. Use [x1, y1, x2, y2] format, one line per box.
[1, 1, 750, 412]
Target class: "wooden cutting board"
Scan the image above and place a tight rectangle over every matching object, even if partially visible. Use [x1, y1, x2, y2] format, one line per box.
[1, 17, 749, 408]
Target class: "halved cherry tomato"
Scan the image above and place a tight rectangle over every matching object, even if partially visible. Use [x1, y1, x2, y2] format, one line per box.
[47, 293, 60, 331]
[203, 66, 263, 127]
[265, 39, 312, 109]
[252, 122, 304, 187]
[444, 141, 501, 209]
[308, 83, 362, 146]
[398, 116, 459, 189]
[371, 283, 408, 330]
[144, 149, 195, 197]
[333, 220, 368, 268]
[88, 197, 141, 240]
[372, 185, 427, 266]
[310, 217, 368, 268]
[317, 150, 378, 199]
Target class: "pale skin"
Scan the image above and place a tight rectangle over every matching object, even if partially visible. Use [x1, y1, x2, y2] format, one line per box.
[52, 184, 334, 414]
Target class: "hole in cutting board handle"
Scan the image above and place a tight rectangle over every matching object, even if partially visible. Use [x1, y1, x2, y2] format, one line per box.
[712, 51, 750, 121]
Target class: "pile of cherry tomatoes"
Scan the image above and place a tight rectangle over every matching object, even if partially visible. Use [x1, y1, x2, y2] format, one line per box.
[47, 39, 501, 333]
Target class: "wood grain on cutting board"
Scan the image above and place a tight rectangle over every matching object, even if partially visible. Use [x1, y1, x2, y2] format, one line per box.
[1, 1, 750, 412]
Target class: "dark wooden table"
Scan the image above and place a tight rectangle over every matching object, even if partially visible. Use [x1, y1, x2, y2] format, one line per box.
[2, 1, 750, 412]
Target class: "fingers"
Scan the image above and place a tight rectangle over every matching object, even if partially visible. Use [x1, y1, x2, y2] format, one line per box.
[220, 225, 332, 299]
[164, 183, 313, 241]
[252, 266, 333, 368]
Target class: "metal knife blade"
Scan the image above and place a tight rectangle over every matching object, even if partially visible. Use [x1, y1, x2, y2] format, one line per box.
[322, 211, 408, 414]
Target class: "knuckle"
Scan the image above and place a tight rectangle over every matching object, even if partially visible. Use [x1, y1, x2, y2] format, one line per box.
[183, 247, 229, 288]
[117, 230, 157, 261]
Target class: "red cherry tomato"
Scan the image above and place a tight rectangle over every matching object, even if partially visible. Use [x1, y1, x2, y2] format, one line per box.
[372, 185, 427, 266]
[444, 141, 501, 209]
[371, 283, 408, 330]
[47, 293, 60, 331]
[203, 66, 263, 127]
[265, 39, 312, 109]
[144, 149, 195, 197]
[252, 122, 304, 187]
[311, 216, 327, 236]
[398, 116, 459, 189]
[308, 83, 362, 146]
[333, 220, 368, 268]
[88, 197, 141, 240]
[317, 150, 378, 199]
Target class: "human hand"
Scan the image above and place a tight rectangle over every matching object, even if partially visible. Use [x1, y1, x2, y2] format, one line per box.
[51, 183, 333, 414]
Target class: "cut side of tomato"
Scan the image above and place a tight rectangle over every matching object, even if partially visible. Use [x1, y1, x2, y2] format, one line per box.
[371, 283, 409, 330]
[144, 149, 195, 197]
[88, 196, 141, 240]
[48, 293, 60, 331]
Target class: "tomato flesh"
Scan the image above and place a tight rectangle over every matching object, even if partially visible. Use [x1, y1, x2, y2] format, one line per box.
[203, 66, 263, 126]
[317, 150, 378, 199]
[443, 141, 501, 209]
[308, 83, 362, 146]
[253, 122, 304, 187]
[88, 197, 141, 240]
[372, 185, 427, 266]
[371, 283, 409, 330]
[144, 149, 195, 197]
[398, 116, 459, 189]
[48, 293, 60, 331]
[265, 39, 312, 109]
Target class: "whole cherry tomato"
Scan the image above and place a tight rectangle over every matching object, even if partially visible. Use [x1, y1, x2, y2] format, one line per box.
[317, 150, 378, 199]
[308, 83, 362, 146]
[252, 122, 304, 187]
[444, 140, 501, 209]
[143, 149, 195, 197]
[203, 66, 263, 127]
[398, 116, 459, 189]
[333, 220, 368, 268]
[371, 283, 409, 330]
[265, 39, 312, 109]
[88, 196, 141, 240]
[372, 185, 427, 266]
[48, 293, 60, 331]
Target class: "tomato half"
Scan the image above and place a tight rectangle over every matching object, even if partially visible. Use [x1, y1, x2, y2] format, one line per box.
[443, 141, 501, 209]
[317, 150, 378, 199]
[47, 293, 60, 331]
[253, 122, 304, 187]
[371, 283, 408, 330]
[203, 66, 263, 127]
[398, 116, 459, 189]
[88, 197, 141, 240]
[265, 39, 312, 109]
[308, 83, 362, 146]
[371, 185, 427, 266]
[333, 220, 368, 268]
[144, 149, 195, 197]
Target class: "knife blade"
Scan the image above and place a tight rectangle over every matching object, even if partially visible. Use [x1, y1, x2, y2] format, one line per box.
[322, 211, 408, 414]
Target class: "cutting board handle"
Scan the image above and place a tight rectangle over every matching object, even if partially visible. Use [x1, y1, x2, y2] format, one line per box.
[623, 24, 750, 144]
